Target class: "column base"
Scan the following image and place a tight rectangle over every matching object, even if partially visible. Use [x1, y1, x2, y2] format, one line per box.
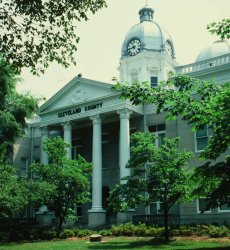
[88, 209, 106, 228]
[117, 210, 134, 224]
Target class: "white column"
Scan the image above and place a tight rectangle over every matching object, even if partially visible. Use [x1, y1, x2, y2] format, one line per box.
[90, 114, 103, 211]
[117, 109, 133, 182]
[88, 114, 105, 227]
[62, 122, 72, 158]
[40, 126, 49, 164]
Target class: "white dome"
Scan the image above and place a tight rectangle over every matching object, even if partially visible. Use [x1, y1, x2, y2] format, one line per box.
[121, 7, 175, 58]
[195, 40, 230, 62]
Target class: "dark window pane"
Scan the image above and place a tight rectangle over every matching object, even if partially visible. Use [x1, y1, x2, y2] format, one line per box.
[197, 137, 208, 151]
[148, 125, 156, 132]
[157, 123, 166, 131]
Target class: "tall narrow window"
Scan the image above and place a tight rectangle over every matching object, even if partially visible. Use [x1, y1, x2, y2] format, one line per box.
[72, 137, 83, 160]
[195, 126, 208, 151]
[197, 198, 211, 213]
[102, 132, 109, 170]
[131, 71, 138, 83]
[20, 158, 28, 178]
[150, 76, 158, 87]
[148, 123, 166, 147]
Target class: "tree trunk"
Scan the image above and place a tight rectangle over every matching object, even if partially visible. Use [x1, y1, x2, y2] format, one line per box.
[164, 208, 169, 241]
[57, 216, 64, 235]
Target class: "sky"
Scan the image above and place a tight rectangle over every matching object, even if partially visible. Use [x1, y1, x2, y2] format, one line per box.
[18, 0, 230, 100]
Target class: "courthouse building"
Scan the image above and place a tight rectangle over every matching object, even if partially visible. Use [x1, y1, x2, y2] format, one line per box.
[13, 6, 230, 227]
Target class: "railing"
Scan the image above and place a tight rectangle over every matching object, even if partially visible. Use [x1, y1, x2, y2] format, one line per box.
[133, 214, 180, 226]
[176, 53, 230, 74]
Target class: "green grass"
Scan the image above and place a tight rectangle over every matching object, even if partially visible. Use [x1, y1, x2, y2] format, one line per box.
[0, 238, 230, 250]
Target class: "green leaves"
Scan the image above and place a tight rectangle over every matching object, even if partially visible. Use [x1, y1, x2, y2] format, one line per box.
[207, 19, 230, 40]
[0, 0, 107, 74]
[31, 137, 92, 232]
[109, 133, 193, 212]
[0, 58, 39, 147]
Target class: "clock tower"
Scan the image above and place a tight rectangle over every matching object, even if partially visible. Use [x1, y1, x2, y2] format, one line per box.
[118, 6, 177, 86]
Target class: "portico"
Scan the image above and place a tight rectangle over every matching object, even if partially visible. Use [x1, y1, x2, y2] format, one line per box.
[38, 77, 143, 227]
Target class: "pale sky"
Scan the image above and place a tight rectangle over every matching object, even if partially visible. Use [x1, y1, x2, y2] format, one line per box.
[19, 0, 230, 100]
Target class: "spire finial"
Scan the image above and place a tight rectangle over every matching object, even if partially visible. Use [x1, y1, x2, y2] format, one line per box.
[145, 0, 148, 6]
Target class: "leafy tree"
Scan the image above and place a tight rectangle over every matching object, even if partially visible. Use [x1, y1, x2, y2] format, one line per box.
[0, 58, 39, 153]
[0, 144, 28, 218]
[31, 136, 92, 233]
[0, 0, 107, 74]
[113, 74, 230, 207]
[109, 133, 193, 241]
[207, 18, 230, 40]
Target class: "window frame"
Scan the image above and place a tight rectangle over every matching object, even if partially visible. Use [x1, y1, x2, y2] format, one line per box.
[195, 126, 209, 152]
[196, 198, 211, 214]
[148, 123, 166, 147]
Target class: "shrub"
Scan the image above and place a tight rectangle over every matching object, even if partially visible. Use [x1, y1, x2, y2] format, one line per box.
[38, 229, 57, 240]
[0, 231, 9, 242]
[59, 229, 75, 239]
[208, 225, 230, 238]
[78, 229, 95, 237]
[99, 229, 113, 236]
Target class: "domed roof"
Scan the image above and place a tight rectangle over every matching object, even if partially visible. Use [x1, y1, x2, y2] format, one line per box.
[195, 40, 230, 62]
[121, 7, 175, 59]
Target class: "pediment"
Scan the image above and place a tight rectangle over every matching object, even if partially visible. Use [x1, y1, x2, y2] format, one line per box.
[40, 77, 116, 114]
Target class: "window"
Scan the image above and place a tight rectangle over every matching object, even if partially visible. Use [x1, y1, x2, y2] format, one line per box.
[195, 126, 209, 151]
[20, 158, 28, 178]
[218, 203, 230, 212]
[72, 137, 83, 160]
[148, 123, 166, 147]
[197, 198, 211, 213]
[131, 71, 138, 83]
[150, 201, 162, 214]
[49, 130, 60, 138]
[150, 76, 158, 87]
[75, 204, 82, 217]
[102, 132, 109, 169]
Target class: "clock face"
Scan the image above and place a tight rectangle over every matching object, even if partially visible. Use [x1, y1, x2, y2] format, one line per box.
[165, 41, 173, 57]
[127, 39, 141, 56]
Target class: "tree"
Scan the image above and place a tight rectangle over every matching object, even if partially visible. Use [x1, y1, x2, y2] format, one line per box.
[109, 133, 193, 241]
[0, 144, 28, 218]
[0, 0, 107, 74]
[207, 18, 230, 40]
[0, 58, 39, 154]
[31, 136, 92, 233]
[114, 74, 230, 207]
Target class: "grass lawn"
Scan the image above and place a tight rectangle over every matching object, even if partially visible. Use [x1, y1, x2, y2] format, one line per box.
[0, 237, 230, 250]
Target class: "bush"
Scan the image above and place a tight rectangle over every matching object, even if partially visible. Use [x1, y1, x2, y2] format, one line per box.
[38, 229, 57, 240]
[59, 229, 75, 239]
[208, 225, 230, 238]
[78, 229, 95, 237]
[99, 229, 113, 236]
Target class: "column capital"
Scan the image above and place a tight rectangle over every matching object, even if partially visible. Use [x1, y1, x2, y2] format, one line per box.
[90, 114, 101, 124]
[117, 109, 133, 119]
[61, 121, 72, 131]
[40, 126, 49, 136]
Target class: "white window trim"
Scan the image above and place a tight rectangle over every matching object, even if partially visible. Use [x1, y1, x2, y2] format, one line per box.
[218, 204, 230, 213]
[149, 201, 162, 215]
[194, 126, 209, 153]
[196, 198, 211, 214]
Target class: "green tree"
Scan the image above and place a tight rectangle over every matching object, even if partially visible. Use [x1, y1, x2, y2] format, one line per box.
[0, 144, 28, 218]
[0, 58, 38, 154]
[207, 18, 230, 40]
[113, 19, 230, 208]
[31, 136, 92, 233]
[0, 0, 107, 74]
[109, 133, 193, 241]
[114, 74, 230, 207]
